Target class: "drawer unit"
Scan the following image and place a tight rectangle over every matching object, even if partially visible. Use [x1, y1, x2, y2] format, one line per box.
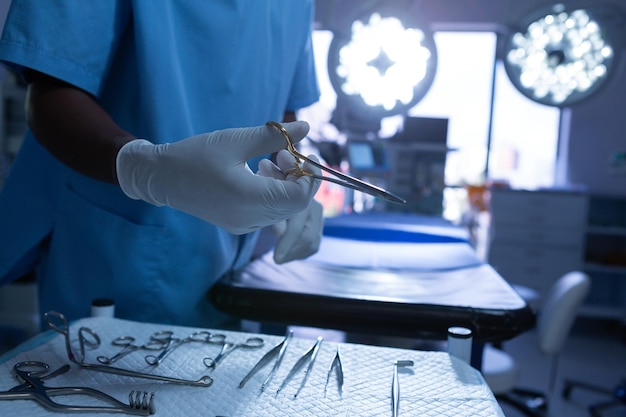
[490, 189, 588, 228]
[489, 225, 585, 248]
[487, 188, 588, 298]
[489, 243, 583, 293]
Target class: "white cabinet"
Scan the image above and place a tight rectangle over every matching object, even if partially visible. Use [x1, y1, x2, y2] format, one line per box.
[582, 195, 626, 319]
[487, 188, 588, 296]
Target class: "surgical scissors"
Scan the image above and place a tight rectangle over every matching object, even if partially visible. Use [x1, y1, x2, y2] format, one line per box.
[44, 310, 213, 387]
[97, 335, 168, 365]
[0, 361, 155, 415]
[145, 330, 224, 366]
[202, 336, 264, 369]
[267, 121, 406, 204]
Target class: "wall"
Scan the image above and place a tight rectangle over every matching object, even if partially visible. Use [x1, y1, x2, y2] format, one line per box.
[317, 0, 626, 196]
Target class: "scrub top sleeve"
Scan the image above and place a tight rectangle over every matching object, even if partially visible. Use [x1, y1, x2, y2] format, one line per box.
[285, 5, 320, 111]
[0, 0, 131, 96]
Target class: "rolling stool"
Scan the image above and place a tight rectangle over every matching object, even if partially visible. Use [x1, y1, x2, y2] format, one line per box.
[562, 378, 626, 417]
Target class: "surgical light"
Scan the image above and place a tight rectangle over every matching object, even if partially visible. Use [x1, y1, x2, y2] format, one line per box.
[328, 11, 437, 122]
[504, 4, 617, 107]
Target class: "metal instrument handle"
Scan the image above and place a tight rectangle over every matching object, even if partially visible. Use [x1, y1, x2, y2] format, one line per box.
[260, 330, 293, 392]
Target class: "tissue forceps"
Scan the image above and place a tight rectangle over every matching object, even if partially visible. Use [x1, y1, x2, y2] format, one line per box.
[276, 336, 323, 398]
[44, 310, 213, 387]
[0, 361, 155, 415]
[203, 336, 264, 369]
[238, 330, 293, 390]
[392, 360, 414, 417]
[324, 346, 344, 398]
[266, 121, 406, 204]
[97, 336, 168, 365]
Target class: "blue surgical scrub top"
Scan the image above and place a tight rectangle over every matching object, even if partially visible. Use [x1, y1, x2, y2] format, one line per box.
[0, 1, 319, 328]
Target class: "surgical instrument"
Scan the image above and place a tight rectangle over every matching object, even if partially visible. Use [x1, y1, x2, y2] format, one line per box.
[202, 336, 264, 369]
[144, 330, 223, 366]
[0, 361, 155, 415]
[238, 330, 293, 390]
[266, 121, 406, 204]
[44, 310, 213, 387]
[392, 360, 414, 417]
[276, 336, 323, 398]
[97, 336, 168, 365]
[324, 346, 343, 398]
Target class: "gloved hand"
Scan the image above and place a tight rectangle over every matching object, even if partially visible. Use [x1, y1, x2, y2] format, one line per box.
[115, 121, 321, 235]
[258, 149, 324, 264]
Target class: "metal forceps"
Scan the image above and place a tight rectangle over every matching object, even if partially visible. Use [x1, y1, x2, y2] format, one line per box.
[238, 330, 293, 391]
[276, 336, 323, 398]
[324, 346, 344, 398]
[266, 121, 406, 204]
[97, 336, 167, 365]
[0, 361, 155, 415]
[144, 330, 221, 366]
[202, 336, 264, 369]
[44, 310, 213, 387]
[392, 360, 414, 417]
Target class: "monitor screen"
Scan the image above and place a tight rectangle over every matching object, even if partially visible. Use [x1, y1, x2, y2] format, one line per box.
[399, 117, 449, 144]
[348, 140, 388, 171]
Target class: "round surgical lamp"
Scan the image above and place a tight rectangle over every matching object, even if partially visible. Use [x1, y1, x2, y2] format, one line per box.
[328, 10, 437, 131]
[504, 4, 618, 107]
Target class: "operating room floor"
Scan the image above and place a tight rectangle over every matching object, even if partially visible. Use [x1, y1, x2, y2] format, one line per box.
[287, 317, 626, 417]
[492, 318, 626, 417]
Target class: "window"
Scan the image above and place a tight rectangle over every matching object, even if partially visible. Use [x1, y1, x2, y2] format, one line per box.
[408, 32, 496, 187]
[490, 61, 561, 190]
[300, 30, 561, 221]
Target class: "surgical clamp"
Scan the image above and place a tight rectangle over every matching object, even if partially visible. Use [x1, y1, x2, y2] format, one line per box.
[238, 330, 293, 391]
[97, 336, 167, 365]
[276, 336, 323, 398]
[0, 361, 155, 415]
[324, 346, 344, 398]
[144, 330, 223, 366]
[44, 310, 213, 387]
[266, 121, 406, 204]
[203, 336, 264, 369]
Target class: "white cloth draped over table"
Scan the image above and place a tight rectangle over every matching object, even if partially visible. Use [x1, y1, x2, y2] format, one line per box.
[0, 317, 504, 416]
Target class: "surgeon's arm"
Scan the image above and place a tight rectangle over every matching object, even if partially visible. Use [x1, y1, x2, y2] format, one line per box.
[27, 71, 299, 184]
[25, 70, 321, 235]
[26, 70, 135, 184]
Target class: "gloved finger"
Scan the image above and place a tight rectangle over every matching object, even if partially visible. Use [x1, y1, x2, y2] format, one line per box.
[274, 200, 324, 264]
[301, 154, 323, 183]
[302, 154, 323, 196]
[274, 149, 300, 177]
[240, 169, 320, 220]
[257, 158, 285, 180]
[273, 152, 323, 196]
[246, 152, 321, 217]
[271, 220, 287, 236]
[275, 150, 323, 177]
[225, 121, 310, 162]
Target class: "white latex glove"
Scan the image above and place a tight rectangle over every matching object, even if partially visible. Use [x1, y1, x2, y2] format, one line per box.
[257, 149, 324, 264]
[116, 121, 321, 235]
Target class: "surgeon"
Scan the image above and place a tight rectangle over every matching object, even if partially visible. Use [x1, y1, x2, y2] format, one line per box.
[0, 1, 323, 329]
